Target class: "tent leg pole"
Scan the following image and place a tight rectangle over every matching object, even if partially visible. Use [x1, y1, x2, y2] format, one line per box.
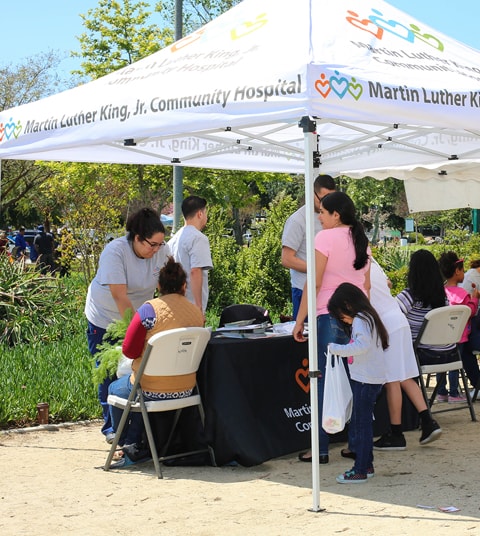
[300, 116, 325, 513]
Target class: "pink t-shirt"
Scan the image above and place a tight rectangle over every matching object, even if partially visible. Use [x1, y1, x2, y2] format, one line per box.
[445, 285, 478, 343]
[314, 227, 370, 316]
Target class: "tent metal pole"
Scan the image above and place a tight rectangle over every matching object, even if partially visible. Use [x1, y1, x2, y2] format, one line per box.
[172, 0, 184, 233]
[299, 116, 323, 513]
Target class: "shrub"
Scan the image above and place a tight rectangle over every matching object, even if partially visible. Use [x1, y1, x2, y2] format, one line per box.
[0, 255, 77, 345]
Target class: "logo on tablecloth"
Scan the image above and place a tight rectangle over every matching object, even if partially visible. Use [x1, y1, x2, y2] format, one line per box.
[295, 358, 310, 393]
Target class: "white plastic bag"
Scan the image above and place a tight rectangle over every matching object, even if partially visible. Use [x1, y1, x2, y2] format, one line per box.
[116, 353, 133, 378]
[322, 350, 353, 434]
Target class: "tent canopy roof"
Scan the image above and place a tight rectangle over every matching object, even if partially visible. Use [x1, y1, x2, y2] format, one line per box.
[1, 0, 480, 210]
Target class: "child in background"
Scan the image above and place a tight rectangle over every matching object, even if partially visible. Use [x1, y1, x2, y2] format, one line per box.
[438, 252, 480, 397]
[327, 282, 388, 484]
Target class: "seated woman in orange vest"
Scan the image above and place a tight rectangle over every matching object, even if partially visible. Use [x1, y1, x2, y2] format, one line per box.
[108, 256, 204, 451]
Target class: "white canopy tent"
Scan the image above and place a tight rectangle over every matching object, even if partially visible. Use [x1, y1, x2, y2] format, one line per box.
[2, 0, 480, 509]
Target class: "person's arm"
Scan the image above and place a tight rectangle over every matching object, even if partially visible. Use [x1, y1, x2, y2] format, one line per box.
[281, 246, 307, 273]
[363, 264, 371, 299]
[190, 267, 205, 313]
[109, 283, 134, 318]
[122, 312, 147, 359]
[293, 249, 327, 342]
[328, 319, 371, 357]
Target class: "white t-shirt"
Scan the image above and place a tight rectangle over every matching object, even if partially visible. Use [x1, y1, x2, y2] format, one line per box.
[168, 225, 213, 312]
[84, 236, 170, 329]
[281, 205, 322, 290]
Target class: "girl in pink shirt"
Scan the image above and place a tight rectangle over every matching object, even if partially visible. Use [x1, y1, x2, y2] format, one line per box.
[293, 191, 370, 463]
[438, 252, 480, 400]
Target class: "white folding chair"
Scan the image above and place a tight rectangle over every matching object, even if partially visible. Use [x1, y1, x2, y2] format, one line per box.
[104, 327, 216, 478]
[414, 305, 476, 421]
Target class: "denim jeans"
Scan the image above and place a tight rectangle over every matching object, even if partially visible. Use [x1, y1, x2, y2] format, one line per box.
[108, 374, 145, 446]
[87, 321, 115, 436]
[291, 287, 303, 320]
[459, 340, 480, 389]
[317, 313, 350, 455]
[436, 371, 460, 397]
[350, 380, 383, 475]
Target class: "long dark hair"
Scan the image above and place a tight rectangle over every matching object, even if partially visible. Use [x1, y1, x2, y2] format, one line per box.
[126, 207, 165, 242]
[158, 256, 187, 295]
[320, 191, 368, 270]
[407, 249, 446, 308]
[328, 282, 389, 350]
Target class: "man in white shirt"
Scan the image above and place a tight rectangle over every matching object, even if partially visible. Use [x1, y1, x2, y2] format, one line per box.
[168, 195, 213, 319]
[281, 175, 336, 318]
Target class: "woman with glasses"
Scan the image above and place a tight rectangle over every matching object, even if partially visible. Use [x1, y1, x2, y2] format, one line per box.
[85, 207, 170, 444]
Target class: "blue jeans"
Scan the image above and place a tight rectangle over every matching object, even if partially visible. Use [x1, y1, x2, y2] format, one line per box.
[291, 287, 303, 320]
[87, 321, 115, 436]
[317, 313, 350, 455]
[108, 374, 146, 446]
[436, 371, 460, 397]
[459, 341, 480, 389]
[349, 380, 382, 474]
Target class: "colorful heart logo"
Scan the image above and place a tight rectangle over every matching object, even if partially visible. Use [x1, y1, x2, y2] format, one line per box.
[346, 11, 383, 40]
[411, 26, 444, 52]
[330, 72, 349, 99]
[348, 79, 363, 101]
[4, 119, 17, 140]
[295, 358, 310, 394]
[0, 123, 4, 142]
[369, 10, 414, 43]
[231, 13, 268, 40]
[314, 74, 331, 98]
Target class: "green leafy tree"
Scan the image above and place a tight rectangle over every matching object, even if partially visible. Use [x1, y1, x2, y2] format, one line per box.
[72, 0, 172, 79]
[0, 53, 67, 227]
[163, 0, 241, 33]
[232, 193, 296, 316]
[39, 162, 139, 283]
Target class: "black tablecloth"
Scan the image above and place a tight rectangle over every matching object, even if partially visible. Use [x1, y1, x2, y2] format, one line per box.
[197, 334, 312, 466]
[196, 334, 419, 467]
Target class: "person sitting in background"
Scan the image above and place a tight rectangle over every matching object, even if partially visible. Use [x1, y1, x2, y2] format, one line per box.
[438, 251, 480, 397]
[368, 258, 442, 452]
[108, 256, 204, 460]
[397, 250, 461, 396]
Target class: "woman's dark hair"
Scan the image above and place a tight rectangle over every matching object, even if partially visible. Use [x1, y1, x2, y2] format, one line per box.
[470, 259, 480, 269]
[125, 207, 165, 242]
[320, 191, 369, 270]
[438, 250, 463, 279]
[328, 282, 389, 350]
[407, 249, 447, 308]
[158, 256, 187, 294]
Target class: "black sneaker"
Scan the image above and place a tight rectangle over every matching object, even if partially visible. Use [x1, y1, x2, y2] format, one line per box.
[419, 419, 442, 445]
[373, 432, 406, 451]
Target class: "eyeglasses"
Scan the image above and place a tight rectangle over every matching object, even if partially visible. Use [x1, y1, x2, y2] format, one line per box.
[142, 237, 164, 249]
[314, 191, 323, 203]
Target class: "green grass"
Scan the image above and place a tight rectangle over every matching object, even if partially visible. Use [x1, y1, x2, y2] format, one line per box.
[0, 323, 100, 428]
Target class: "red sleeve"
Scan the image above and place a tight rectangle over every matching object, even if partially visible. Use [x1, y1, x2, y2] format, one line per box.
[122, 312, 147, 359]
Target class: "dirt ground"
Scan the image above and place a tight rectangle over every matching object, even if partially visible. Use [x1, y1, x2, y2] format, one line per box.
[1, 407, 480, 536]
